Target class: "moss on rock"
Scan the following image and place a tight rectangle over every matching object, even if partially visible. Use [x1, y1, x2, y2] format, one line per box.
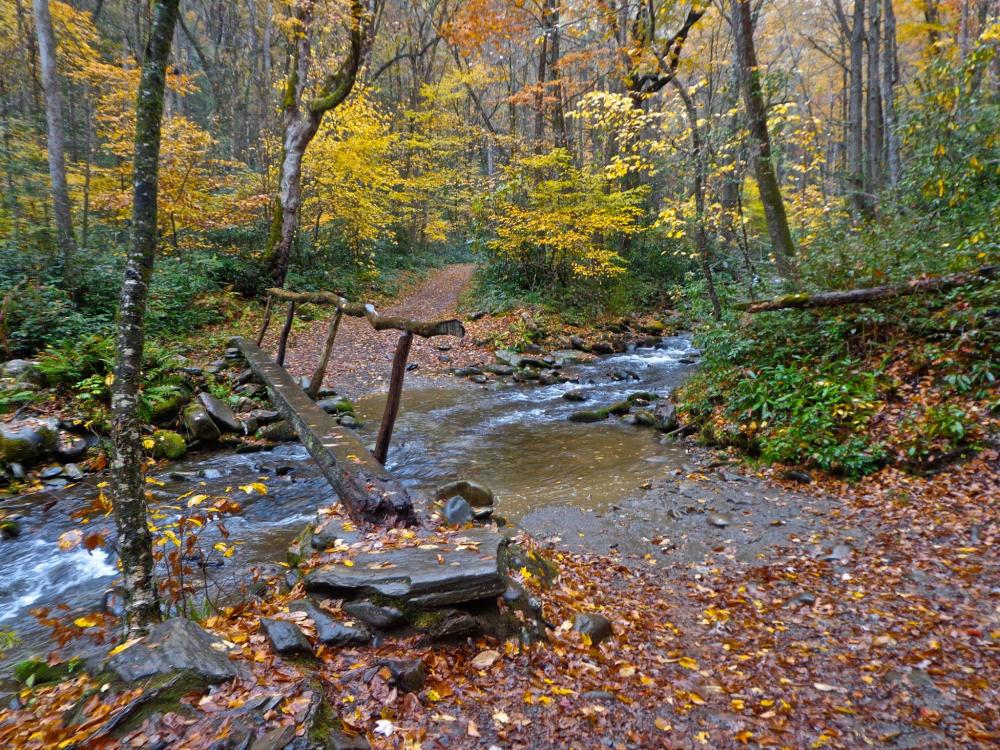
[150, 430, 187, 460]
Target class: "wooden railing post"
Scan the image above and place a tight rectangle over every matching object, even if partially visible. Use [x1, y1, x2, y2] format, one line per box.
[306, 309, 343, 400]
[255, 295, 274, 346]
[373, 331, 413, 465]
[275, 300, 296, 366]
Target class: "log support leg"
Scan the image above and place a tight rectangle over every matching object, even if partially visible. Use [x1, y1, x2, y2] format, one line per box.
[255, 295, 274, 346]
[374, 331, 413, 465]
[276, 300, 296, 366]
[306, 309, 343, 400]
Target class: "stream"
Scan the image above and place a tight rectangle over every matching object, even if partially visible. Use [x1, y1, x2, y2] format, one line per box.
[0, 335, 698, 668]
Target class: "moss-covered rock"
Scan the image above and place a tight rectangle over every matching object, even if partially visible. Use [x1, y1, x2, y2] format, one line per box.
[568, 409, 609, 423]
[149, 391, 189, 424]
[150, 430, 187, 460]
[607, 400, 632, 416]
[13, 657, 82, 686]
[287, 523, 315, 567]
[0, 421, 58, 464]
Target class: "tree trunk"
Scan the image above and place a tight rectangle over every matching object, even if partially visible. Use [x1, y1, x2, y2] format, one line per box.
[546, 0, 569, 151]
[109, 0, 180, 639]
[882, 0, 901, 187]
[533, 18, 548, 152]
[743, 266, 996, 313]
[865, 0, 884, 196]
[835, 0, 868, 215]
[32, 0, 77, 282]
[730, 0, 798, 286]
[671, 77, 721, 320]
[266, 0, 367, 288]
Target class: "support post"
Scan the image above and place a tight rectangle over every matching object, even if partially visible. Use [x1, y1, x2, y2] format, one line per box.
[255, 295, 274, 346]
[232, 337, 421, 526]
[306, 309, 343, 400]
[276, 300, 296, 366]
[374, 331, 413, 465]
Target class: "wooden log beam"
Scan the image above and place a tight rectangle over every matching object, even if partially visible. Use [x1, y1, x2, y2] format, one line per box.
[264, 287, 466, 339]
[275, 300, 296, 366]
[741, 266, 997, 313]
[373, 331, 413, 465]
[231, 337, 421, 527]
[306, 309, 343, 400]
[255, 295, 274, 347]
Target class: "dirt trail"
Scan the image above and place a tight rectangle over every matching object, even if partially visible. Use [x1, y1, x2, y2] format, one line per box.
[278, 264, 486, 398]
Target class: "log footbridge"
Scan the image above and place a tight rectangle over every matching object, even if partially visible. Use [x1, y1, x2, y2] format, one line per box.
[234, 287, 466, 528]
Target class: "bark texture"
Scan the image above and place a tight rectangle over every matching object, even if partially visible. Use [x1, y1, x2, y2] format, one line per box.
[730, 0, 798, 285]
[109, 0, 180, 638]
[266, 0, 369, 288]
[32, 0, 77, 278]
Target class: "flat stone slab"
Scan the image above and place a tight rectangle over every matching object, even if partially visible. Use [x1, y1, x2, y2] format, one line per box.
[107, 618, 248, 684]
[304, 528, 509, 607]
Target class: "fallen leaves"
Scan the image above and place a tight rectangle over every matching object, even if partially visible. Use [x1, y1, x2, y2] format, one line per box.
[469, 649, 501, 670]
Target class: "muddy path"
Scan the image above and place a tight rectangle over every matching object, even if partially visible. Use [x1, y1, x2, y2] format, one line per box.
[276, 264, 488, 398]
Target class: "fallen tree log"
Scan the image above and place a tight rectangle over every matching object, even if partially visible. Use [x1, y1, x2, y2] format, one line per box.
[264, 287, 465, 338]
[740, 266, 996, 313]
[232, 336, 422, 527]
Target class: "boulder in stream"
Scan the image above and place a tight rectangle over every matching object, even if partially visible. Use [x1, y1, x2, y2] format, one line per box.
[198, 393, 242, 433]
[259, 419, 298, 442]
[435, 479, 495, 508]
[150, 430, 187, 460]
[0, 419, 58, 464]
[652, 402, 678, 432]
[442, 496, 474, 526]
[182, 403, 221, 442]
[568, 409, 609, 423]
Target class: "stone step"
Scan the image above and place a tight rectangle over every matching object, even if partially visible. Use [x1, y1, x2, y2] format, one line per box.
[304, 528, 509, 608]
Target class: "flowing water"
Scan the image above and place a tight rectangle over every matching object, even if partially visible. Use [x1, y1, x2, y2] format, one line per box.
[0, 336, 697, 668]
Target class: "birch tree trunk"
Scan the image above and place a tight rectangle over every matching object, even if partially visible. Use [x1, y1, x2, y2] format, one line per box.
[110, 0, 180, 639]
[266, 0, 369, 288]
[730, 0, 798, 286]
[32, 0, 77, 282]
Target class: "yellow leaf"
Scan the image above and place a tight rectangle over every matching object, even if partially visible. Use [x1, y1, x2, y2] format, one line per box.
[108, 637, 141, 656]
[688, 692, 706, 705]
[74, 616, 99, 628]
[677, 656, 698, 670]
[239, 482, 268, 495]
[188, 493, 209, 507]
[654, 717, 671, 732]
